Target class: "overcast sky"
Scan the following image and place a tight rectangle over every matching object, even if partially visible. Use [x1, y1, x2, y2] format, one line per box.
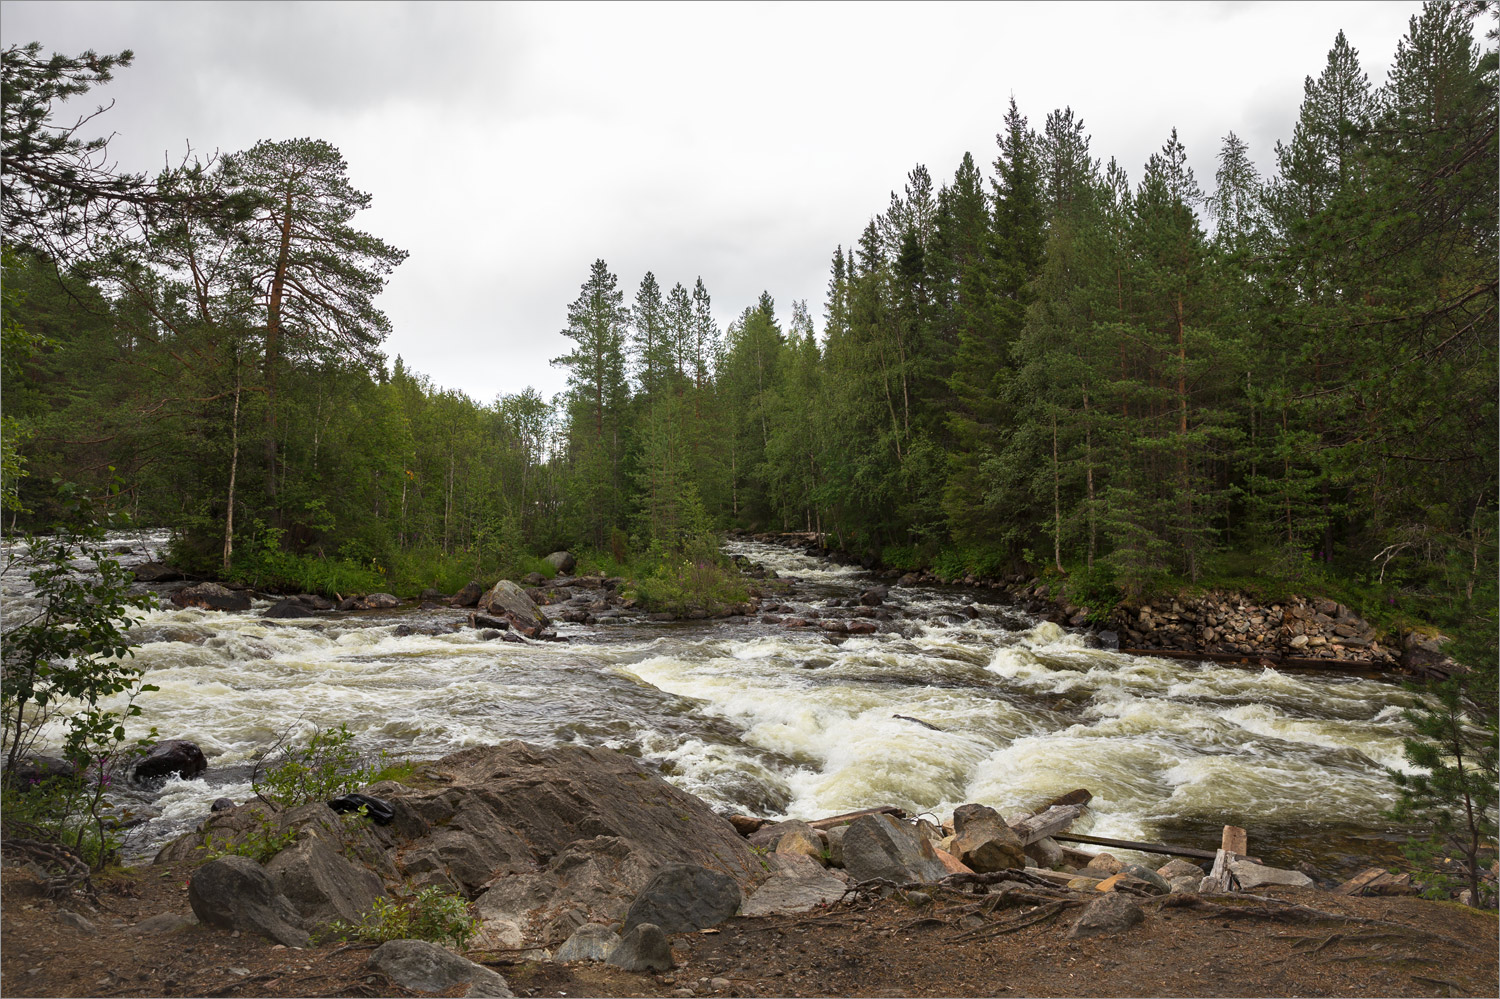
[2, 1, 1424, 403]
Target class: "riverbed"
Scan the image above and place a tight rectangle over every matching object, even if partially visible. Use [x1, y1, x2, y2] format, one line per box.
[2, 533, 1420, 873]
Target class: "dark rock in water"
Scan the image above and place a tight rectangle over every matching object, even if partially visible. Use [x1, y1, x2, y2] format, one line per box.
[545, 550, 577, 574]
[132, 561, 184, 583]
[859, 585, 888, 607]
[478, 580, 551, 638]
[1095, 629, 1120, 650]
[264, 598, 309, 619]
[363, 592, 401, 609]
[188, 856, 309, 947]
[469, 612, 510, 631]
[393, 624, 416, 636]
[7, 754, 78, 790]
[171, 582, 251, 612]
[606, 922, 673, 972]
[555, 922, 620, 962]
[327, 793, 395, 825]
[842, 814, 949, 884]
[211, 797, 236, 812]
[337, 596, 362, 612]
[449, 581, 484, 607]
[1066, 893, 1143, 939]
[296, 593, 334, 611]
[477, 629, 505, 641]
[623, 863, 742, 934]
[368, 939, 513, 997]
[134, 740, 207, 784]
[419, 587, 446, 602]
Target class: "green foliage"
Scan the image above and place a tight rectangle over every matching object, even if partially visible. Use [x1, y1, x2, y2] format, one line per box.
[625, 537, 748, 616]
[202, 811, 298, 864]
[326, 885, 480, 949]
[252, 724, 403, 808]
[931, 545, 1009, 583]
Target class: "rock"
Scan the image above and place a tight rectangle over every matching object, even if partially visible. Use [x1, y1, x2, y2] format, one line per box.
[1023, 836, 1064, 870]
[363, 592, 401, 609]
[128, 912, 196, 935]
[1156, 858, 1204, 880]
[187, 856, 310, 947]
[264, 598, 310, 619]
[211, 797, 236, 812]
[1289, 633, 1309, 649]
[1096, 629, 1120, 650]
[545, 551, 577, 574]
[1108, 864, 1171, 895]
[266, 836, 386, 931]
[1066, 894, 1144, 939]
[6, 754, 77, 789]
[554, 922, 620, 962]
[606, 922, 674, 972]
[170, 582, 251, 612]
[1227, 858, 1314, 889]
[296, 593, 335, 611]
[368, 939, 514, 997]
[449, 581, 484, 608]
[623, 863, 742, 934]
[741, 859, 848, 916]
[1084, 852, 1124, 875]
[469, 612, 511, 631]
[773, 820, 823, 862]
[727, 815, 766, 836]
[132, 561, 184, 582]
[933, 848, 973, 876]
[478, 580, 551, 638]
[1166, 874, 1201, 894]
[56, 909, 97, 934]
[133, 740, 207, 784]
[859, 585, 888, 607]
[950, 803, 1025, 873]
[841, 814, 949, 884]
[824, 825, 847, 868]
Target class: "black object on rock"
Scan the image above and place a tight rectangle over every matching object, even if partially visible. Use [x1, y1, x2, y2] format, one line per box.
[326, 793, 395, 825]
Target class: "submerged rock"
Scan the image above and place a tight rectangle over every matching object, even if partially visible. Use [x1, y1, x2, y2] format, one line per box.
[133, 740, 207, 784]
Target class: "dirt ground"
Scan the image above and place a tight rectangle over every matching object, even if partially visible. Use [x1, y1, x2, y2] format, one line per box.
[2, 860, 1496, 999]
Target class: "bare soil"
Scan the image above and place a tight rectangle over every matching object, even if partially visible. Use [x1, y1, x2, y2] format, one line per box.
[3, 861, 1496, 999]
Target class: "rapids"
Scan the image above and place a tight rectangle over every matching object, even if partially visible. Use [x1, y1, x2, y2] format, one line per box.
[3, 533, 1421, 874]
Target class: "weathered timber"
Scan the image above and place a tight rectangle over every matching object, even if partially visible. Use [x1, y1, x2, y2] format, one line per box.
[1010, 804, 1086, 846]
[1052, 832, 1218, 862]
[1121, 648, 1396, 676]
[807, 806, 906, 831]
[1221, 825, 1248, 856]
[1043, 789, 1093, 809]
[1334, 867, 1388, 896]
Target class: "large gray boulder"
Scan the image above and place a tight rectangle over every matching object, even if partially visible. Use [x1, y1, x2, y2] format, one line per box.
[265, 836, 386, 931]
[449, 581, 484, 608]
[554, 922, 620, 962]
[1066, 894, 1144, 939]
[187, 856, 309, 947]
[368, 939, 513, 997]
[545, 551, 577, 574]
[741, 856, 848, 916]
[622, 863, 742, 934]
[841, 814, 949, 884]
[478, 580, 551, 638]
[950, 803, 1025, 873]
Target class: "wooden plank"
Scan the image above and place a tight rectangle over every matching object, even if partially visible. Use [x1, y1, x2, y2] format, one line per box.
[806, 805, 906, 830]
[1052, 832, 1217, 861]
[1334, 867, 1388, 896]
[1010, 804, 1086, 846]
[1221, 825, 1248, 856]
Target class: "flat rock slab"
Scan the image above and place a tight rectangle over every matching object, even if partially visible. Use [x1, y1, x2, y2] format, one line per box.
[1229, 858, 1314, 889]
[554, 922, 620, 962]
[369, 939, 513, 997]
[741, 866, 848, 916]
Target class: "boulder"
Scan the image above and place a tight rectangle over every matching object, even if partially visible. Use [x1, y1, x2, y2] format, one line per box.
[824, 825, 847, 868]
[554, 922, 620, 962]
[545, 551, 577, 574]
[1156, 858, 1204, 880]
[950, 803, 1024, 873]
[606, 922, 673, 972]
[1066, 894, 1144, 939]
[859, 585, 888, 607]
[363, 592, 401, 610]
[296, 593, 335, 611]
[170, 582, 251, 612]
[622, 863, 742, 934]
[211, 797, 236, 812]
[933, 848, 973, 876]
[727, 815, 766, 836]
[6, 754, 77, 789]
[478, 580, 551, 638]
[449, 581, 484, 608]
[1023, 836, 1064, 870]
[469, 612, 511, 631]
[133, 740, 207, 784]
[773, 820, 824, 862]
[1227, 858, 1314, 890]
[132, 561, 184, 583]
[368, 940, 513, 998]
[187, 856, 309, 947]
[841, 814, 949, 884]
[266, 836, 387, 930]
[264, 598, 310, 619]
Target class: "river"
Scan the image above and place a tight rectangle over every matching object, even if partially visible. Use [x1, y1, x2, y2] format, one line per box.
[3, 532, 1419, 875]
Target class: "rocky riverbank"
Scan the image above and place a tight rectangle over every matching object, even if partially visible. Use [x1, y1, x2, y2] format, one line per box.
[3, 740, 1495, 998]
[741, 532, 1458, 679]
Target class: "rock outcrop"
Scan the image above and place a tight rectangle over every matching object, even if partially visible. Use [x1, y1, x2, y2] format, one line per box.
[187, 856, 309, 947]
[477, 580, 552, 638]
[170, 582, 251, 612]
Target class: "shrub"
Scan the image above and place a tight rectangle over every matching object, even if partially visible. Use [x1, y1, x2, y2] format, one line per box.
[253, 723, 409, 808]
[326, 885, 480, 949]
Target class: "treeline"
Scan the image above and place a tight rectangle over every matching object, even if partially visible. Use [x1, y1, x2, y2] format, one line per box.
[3, 5, 1496, 617]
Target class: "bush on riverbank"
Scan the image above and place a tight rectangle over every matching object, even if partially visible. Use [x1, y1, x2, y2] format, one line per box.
[624, 536, 748, 616]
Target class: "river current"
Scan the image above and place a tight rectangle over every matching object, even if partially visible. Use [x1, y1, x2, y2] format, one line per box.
[3, 532, 1419, 873]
